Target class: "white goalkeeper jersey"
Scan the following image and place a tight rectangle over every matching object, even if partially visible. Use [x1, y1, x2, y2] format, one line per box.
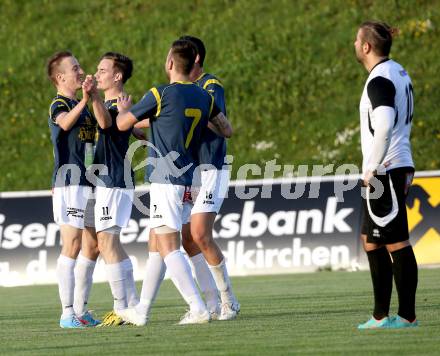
[359, 59, 414, 174]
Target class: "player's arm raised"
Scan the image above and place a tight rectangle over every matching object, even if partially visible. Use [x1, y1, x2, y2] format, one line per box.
[116, 93, 137, 131]
[118, 88, 158, 131]
[55, 84, 90, 131]
[87, 75, 112, 129]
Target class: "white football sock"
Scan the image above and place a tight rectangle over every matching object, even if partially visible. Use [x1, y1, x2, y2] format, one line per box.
[105, 262, 127, 311]
[164, 250, 206, 314]
[56, 254, 76, 318]
[171, 276, 190, 304]
[136, 252, 166, 316]
[190, 253, 220, 312]
[208, 258, 237, 305]
[122, 258, 139, 307]
[73, 253, 96, 317]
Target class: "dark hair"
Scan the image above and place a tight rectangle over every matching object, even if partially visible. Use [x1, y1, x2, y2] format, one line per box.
[46, 51, 73, 85]
[100, 52, 133, 83]
[170, 39, 197, 75]
[179, 35, 206, 66]
[359, 21, 397, 56]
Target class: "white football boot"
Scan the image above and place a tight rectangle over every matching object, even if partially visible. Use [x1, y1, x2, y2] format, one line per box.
[178, 310, 211, 325]
[218, 301, 241, 321]
[209, 303, 221, 321]
[116, 308, 148, 326]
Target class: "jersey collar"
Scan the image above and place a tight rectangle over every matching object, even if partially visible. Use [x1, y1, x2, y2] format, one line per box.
[57, 92, 78, 102]
[105, 98, 118, 106]
[195, 72, 207, 82]
[369, 58, 390, 73]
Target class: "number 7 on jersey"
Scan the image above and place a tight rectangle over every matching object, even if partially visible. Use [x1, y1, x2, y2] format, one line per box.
[184, 108, 202, 148]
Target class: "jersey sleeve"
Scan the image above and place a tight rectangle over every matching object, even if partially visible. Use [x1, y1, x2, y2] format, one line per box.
[208, 95, 221, 121]
[367, 76, 396, 110]
[49, 99, 70, 123]
[204, 80, 226, 115]
[130, 87, 160, 121]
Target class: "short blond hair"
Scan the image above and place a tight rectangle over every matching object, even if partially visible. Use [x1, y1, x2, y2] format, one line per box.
[46, 51, 73, 85]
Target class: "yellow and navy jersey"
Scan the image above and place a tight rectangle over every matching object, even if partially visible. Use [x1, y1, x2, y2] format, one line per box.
[48, 94, 96, 187]
[130, 81, 220, 186]
[92, 99, 134, 188]
[195, 73, 227, 169]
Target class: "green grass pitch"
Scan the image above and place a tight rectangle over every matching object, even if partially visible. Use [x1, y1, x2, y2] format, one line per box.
[0, 269, 439, 355]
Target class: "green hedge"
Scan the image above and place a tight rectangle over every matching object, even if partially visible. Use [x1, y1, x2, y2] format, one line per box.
[1, 0, 439, 191]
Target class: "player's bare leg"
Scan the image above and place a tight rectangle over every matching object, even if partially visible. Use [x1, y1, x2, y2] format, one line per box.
[98, 231, 128, 263]
[182, 222, 221, 318]
[81, 227, 100, 258]
[181, 222, 200, 255]
[190, 212, 240, 320]
[57, 225, 83, 327]
[190, 213, 223, 263]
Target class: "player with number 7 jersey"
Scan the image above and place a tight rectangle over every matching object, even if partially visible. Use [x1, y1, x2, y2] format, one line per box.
[115, 39, 232, 325]
[130, 81, 220, 187]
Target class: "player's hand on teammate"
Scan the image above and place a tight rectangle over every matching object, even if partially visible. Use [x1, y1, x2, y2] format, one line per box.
[117, 93, 132, 113]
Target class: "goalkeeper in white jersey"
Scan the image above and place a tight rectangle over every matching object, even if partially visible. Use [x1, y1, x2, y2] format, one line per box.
[354, 21, 418, 329]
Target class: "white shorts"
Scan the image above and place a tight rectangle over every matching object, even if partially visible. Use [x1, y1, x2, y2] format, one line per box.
[149, 183, 192, 231]
[52, 185, 92, 229]
[92, 187, 134, 232]
[191, 169, 229, 216]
